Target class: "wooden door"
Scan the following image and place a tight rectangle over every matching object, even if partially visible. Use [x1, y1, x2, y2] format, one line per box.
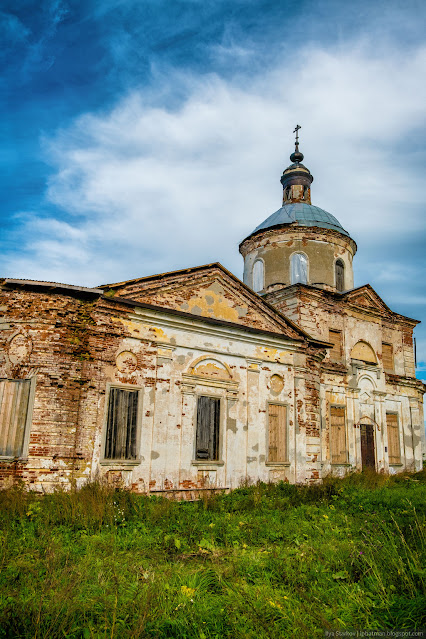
[360, 423, 375, 469]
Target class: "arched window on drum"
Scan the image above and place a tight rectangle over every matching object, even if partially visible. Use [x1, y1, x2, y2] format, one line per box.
[290, 252, 308, 285]
[252, 260, 264, 293]
[335, 259, 345, 292]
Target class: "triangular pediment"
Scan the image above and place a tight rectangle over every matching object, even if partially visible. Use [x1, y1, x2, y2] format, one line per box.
[102, 263, 305, 341]
[343, 285, 392, 316]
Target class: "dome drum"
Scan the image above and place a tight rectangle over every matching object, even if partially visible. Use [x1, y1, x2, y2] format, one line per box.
[241, 226, 356, 294]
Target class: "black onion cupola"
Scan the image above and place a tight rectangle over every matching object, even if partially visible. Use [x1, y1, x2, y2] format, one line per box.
[280, 125, 314, 205]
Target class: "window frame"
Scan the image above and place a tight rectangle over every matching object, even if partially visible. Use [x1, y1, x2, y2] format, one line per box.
[266, 401, 289, 465]
[194, 393, 223, 463]
[0, 376, 36, 461]
[329, 404, 349, 465]
[100, 383, 143, 466]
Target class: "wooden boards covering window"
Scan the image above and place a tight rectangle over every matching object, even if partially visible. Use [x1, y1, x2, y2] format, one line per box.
[105, 388, 138, 460]
[0, 379, 31, 457]
[196, 396, 220, 461]
[386, 413, 401, 465]
[382, 343, 394, 372]
[268, 403, 287, 462]
[335, 260, 345, 292]
[330, 406, 347, 463]
[328, 330, 343, 361]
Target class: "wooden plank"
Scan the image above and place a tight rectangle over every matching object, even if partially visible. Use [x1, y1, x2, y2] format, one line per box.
[116, 389, 127, 459]
[105, 388, 115, 459]
[0, 381, 17, 456]
[128, 391, 138, 459]
[268, 404, 286, 462]
[328, 330, 342, 361]
[196, 396, 220, 461]
[386, 413, 400, 464]
[7, 382, 20, 457]
[13, 380, 31, 456]
[360, 423, 375, 468]
[330, 406, 346, 463]
[382, 343, 393, 372]
[0, 380, 31, 457]
[0, 380, 9, 455]
[211, 398, 220, 461]
[335, 261, 344, 292]
[196, 396, 211, 460]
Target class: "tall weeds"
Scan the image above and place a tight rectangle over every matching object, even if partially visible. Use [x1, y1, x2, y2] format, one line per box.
[0, 471, 424, 638]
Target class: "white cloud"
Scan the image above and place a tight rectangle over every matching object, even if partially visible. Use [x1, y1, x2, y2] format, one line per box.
[4, 39, 426, 354]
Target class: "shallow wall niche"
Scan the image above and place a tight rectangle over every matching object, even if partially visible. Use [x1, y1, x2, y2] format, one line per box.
[358, 374, 376, 404]
[290, 252, 308, 285]
[252, 259, 264, 293]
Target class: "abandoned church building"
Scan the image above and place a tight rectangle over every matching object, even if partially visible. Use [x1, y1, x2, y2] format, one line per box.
[1, 132, 425, 495]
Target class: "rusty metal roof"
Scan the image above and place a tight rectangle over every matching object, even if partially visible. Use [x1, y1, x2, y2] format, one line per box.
[252, 202, 349, 236]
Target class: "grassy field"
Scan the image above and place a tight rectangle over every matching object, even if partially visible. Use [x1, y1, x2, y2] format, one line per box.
[0, 470, 425, 639]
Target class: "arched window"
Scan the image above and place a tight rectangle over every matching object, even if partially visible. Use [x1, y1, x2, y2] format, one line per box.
[335, 259, 345, 292]
[252, 260, 264, 293]
[290, 253, 308, 285]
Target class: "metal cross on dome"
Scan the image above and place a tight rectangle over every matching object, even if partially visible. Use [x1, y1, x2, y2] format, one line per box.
[294, 124, 301, 146]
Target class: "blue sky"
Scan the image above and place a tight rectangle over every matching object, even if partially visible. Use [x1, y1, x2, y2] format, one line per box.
[1, 0, 426, 380]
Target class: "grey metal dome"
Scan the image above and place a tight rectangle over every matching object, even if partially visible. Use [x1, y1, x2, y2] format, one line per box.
[251, 202, 349, 237]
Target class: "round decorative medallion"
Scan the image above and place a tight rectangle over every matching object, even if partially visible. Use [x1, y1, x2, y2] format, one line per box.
[270, 374, 284, 393]
[116, 351, 138, 373]
[8, 334, 32, 364]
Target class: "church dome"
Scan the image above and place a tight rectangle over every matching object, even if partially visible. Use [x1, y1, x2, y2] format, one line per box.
[251, 202, 350, 238]
[240, 126, 356, 295]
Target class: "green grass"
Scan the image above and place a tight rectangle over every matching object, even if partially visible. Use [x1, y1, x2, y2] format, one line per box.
[0, 469, 425, 638]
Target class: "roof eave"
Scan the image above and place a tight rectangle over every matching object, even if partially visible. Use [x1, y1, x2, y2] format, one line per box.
[239, 222, 356, 251]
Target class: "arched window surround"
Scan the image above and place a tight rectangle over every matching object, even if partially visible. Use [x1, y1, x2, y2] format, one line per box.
[252, 258, 265, 293]
[290, 251, 309, 285]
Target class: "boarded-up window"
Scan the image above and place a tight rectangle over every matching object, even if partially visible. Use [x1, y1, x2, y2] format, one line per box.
[387, 413, 401, 464]
[382, 343, 393, 372]
[335, 260, 345, 292]
[329, 330, 343, 361]
[104, 388, 139, 460]
[330, 406, 347, 463]
[268, 403, 287, 462]
[0, 379, 32, 457]
[196, 396, 220, 460]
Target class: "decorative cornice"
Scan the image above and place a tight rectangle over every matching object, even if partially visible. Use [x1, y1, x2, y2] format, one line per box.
[128, 308, 302, 352]
[351, 360, 381, 379]
[181, 373, 238, 391]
